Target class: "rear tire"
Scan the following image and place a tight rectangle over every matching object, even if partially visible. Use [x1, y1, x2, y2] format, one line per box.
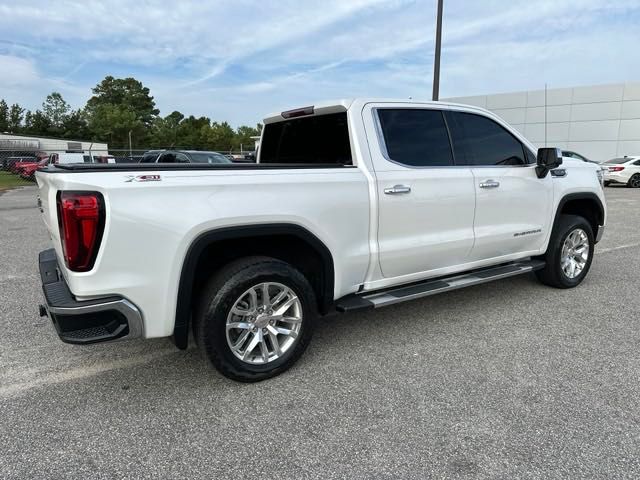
[195, 256, 316, 382]
[535, 214, 594, 289]
[627, 174, 640, 188]
[604, 181, 611, 187]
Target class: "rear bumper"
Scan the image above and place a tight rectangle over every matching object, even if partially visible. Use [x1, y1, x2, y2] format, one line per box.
[38, 249, 144, 344]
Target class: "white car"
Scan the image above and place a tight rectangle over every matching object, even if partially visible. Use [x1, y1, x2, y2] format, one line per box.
[35, 99, 606, 381]
[602, 156, 640, 188]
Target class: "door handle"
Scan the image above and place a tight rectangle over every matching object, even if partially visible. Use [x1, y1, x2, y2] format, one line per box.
[479, 180, 500, 189]
[384, 184, 411, 195]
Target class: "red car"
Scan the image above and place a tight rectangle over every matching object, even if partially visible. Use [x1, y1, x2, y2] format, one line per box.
[6, 156, 38, 174]
[20, 158, 50, 180]
[14, 160, 39, 175]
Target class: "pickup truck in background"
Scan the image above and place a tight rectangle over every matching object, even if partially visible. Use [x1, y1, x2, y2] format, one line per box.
[35, 99, 606, 382]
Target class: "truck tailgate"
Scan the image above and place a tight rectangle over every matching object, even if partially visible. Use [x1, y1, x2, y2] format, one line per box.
[35, 170, 57, 240]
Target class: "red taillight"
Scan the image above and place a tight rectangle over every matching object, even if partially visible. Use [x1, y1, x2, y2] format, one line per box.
[56, 191, 105, 272]
[609, 166, 625, 172]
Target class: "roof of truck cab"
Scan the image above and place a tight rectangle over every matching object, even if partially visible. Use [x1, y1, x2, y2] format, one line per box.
[262, 98, 493, 124]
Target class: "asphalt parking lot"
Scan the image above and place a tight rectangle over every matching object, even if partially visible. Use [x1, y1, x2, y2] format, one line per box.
[1, 185, 639, 479]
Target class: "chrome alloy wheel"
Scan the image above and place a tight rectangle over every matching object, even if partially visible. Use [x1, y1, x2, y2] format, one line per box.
[561, 228, 590, 279]
[226, 282, 303, 365]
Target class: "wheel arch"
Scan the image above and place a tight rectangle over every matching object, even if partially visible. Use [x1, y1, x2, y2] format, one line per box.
[553, 192, 605, 244]
[172, 223, 335, 349]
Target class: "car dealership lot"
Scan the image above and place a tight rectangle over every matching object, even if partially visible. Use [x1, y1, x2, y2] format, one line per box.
[1, 186, 639, 479]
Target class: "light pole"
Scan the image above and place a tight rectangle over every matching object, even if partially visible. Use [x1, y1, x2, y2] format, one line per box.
[432, 0, 443, 101]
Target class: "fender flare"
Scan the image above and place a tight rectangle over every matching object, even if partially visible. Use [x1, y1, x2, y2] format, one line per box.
[551, 192, 605, 241]
[172, 223, 335, 349]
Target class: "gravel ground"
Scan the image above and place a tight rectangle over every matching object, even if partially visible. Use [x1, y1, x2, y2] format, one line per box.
[1, 185, 639, 479]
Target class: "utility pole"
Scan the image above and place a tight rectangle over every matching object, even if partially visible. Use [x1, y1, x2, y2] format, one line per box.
[432, 0, 444, 101]
[128, 130, 133, 159]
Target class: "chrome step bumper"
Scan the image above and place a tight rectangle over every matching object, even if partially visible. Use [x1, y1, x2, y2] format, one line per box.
[38, 248, 144, 344]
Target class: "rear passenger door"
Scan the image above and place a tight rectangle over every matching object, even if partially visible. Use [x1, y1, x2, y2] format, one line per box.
[366, 105, 476, 280]
[445, 109, 553, 261]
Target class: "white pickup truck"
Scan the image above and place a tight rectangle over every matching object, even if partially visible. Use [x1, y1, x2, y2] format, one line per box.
[35, 99, 606, 381]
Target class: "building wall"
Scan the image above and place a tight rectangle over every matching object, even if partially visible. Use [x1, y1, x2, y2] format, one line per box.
[445, 82, 640, 162]
[0, 133, 108, 155]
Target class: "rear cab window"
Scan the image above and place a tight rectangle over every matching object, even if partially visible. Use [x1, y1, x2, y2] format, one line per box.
[376, 108, 453, 167]
[260, 112, 352, 165]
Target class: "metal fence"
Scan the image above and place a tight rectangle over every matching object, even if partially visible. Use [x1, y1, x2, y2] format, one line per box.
[0, 146, 257, 181]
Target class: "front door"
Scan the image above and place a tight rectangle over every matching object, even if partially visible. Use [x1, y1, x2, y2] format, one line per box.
[445, 109, 553, 261]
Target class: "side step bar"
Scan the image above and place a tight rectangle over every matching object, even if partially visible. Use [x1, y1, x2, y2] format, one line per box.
[336, 259, 545, 312]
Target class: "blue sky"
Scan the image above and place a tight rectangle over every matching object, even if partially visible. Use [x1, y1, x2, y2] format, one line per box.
[0, 0, 639, 127]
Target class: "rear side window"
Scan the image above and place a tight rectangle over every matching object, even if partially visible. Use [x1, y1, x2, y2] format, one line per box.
[260, 112, 352, 165]
[377, 109, 453, 167]
[446, 111, 526, 166]
[141, 153, 158, 163]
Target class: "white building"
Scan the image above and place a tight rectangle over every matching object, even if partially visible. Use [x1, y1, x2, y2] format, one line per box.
[0, 133, 108, 156]
[445, 81, 640, 162]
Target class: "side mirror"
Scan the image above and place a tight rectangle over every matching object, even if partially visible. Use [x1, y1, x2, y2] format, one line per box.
[536, 147, 563, 178]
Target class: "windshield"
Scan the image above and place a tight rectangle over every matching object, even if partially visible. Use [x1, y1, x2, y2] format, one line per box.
[189, 152, 232, 164]
[603, 157, 630, 164]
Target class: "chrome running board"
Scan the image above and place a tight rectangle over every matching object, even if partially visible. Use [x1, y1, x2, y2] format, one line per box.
[336, 259, 545, 312]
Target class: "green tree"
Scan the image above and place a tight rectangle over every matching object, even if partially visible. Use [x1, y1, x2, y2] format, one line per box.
[42, 92, 71, 133]
[233, 124, 261, 151]
[206, 121, 235, 151]
[150, 111, 185, 147]
[0, 99, 8, 132]
[8, 103, 24, 132]
[175, 115, 211, 148]
[86, 76, 159, 130]
[89, 103, 145, 147]
[23, 110, 51, 136]
[62, 109, 89, 139]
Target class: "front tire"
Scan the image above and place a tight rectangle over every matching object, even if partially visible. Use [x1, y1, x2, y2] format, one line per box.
[535, 214, 594, 288]
[628, 174, 640, 188]
[195, 256, 316, 382]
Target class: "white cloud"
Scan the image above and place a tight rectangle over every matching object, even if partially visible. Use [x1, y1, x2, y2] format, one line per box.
[0, 0, 638, 125]
[0, 54, 38, 86]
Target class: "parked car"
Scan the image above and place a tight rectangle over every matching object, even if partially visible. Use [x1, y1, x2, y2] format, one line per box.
[47, 153, 91, 165]
[228, 151, 257, 163]
[140, 150, 232, 164]
[93, 155, 116, 164]
[35, 99, 606, 382]
[602, 156, 640, 187]
[20, 158, 51, 180]
[562, 150, 599, 164]
[6, 156, 38, 173]
[13, 158, 41, 176]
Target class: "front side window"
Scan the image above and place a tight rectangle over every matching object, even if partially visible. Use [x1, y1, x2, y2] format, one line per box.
[446, 111, 527, 166]
[260, 112, 352, 165]
[158, 152, 189, 163]
[377, 108, 453, 167]
[189, 152, 232, 164]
